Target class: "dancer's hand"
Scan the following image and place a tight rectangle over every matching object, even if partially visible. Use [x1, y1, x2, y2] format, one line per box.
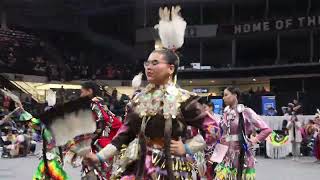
[92, 97, 103, 103]
[15, 102, 24, 111]
[170, 138, 186, 156]
[83, 152, 99, 165]
[2, 115, 10, 122]
[249, 136, 259, 145]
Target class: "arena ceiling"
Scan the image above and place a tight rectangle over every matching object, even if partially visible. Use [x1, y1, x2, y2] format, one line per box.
[3, 0, 134, 15]
[1, 0, 143, 59]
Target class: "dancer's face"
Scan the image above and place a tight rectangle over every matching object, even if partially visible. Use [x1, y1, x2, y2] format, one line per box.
[80, 88, 92, 97]
[223, 89, 237, 106]
[203, 104, 210, 111]
[144, 52, 174, 85]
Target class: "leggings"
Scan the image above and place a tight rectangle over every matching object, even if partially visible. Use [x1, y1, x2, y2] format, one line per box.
[292, 142, 301, 157]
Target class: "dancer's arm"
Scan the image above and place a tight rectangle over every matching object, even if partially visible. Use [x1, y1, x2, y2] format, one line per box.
[91, 102, 106, 141]
[96, 144, 118, 162]
[88, 111, 139, 162]
[244, 108, 272, 143]
[181, 96, 221, 154]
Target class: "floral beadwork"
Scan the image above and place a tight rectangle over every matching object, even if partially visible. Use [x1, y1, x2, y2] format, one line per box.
[133, 83, 195, 119]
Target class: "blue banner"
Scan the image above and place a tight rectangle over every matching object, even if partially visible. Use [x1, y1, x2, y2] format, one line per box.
[261, 96, 276, 116]
[211, 99, 224, 115]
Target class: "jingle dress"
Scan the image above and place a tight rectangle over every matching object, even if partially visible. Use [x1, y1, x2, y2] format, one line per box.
[214, 106, 272, 180]
[98, 83, 219, 180]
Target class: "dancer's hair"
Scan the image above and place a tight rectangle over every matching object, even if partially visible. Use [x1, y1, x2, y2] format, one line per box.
[226, 86, 246, 179]
[81, 81, 101, 97]
[225, 86, 241, 101]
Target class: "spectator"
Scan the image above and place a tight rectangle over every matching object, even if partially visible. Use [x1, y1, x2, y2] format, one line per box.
[248, 87, 254, 95]
[266, 106, 277, 116]
[261, 86, 267, 95]
[288, 99, 303, 115]
[255, 87, 261, 95]
[3, 96, 11, 109]
[57, 86, 66, 104]
[110, 89, 118, 113]
[95, 68, 101, 77]
[287, 114, 303, 160]
[106, 65, 114, 79]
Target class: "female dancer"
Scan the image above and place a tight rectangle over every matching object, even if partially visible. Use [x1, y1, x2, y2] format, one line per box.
[310, 111, 320, 163]
[84, 49, 218, 179]
[214, 87, 272, 180]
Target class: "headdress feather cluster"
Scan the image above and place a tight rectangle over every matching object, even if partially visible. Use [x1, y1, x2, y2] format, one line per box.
[315, 109, 320, 118]
[154, 6, 187, 50]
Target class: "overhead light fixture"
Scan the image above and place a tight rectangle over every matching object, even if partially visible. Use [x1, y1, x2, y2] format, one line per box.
[189, 80, 193, 84]
[211, 80, 215, 83]
[252, 78, 256, 82]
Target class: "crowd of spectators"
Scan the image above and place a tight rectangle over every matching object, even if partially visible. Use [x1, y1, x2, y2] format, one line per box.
[0, 93, 38, 158]
[63, 53, 135, 81]
[0, 39, 59, 79]
[0, 86, 131, 159]
[0, 36, 139, 82]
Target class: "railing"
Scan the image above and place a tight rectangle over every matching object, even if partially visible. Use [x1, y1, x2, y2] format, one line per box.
[9, 80, 43, 103]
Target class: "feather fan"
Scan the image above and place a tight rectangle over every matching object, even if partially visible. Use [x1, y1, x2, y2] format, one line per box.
[46, 89, 56, 107]
[132, 72, 143, 90]
[39, 97, 96, 147]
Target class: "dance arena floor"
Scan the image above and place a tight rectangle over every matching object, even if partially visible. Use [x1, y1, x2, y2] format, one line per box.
[0, 156, 319, 180]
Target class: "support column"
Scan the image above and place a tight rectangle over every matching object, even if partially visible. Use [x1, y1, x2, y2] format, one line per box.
[134, 0, 147, 28]
[231, 3, 236, 67]
[200, 4, 204, 25]
[231, 3, 235, 24]
[232, 39, 237, 67]
[275, 33, 281, 64]
[143, 0, 147, 27]
[199, 4, 204, 65]
[310, 30, 314, 62]
[200, 41, 203, 65]
[1, 10, 7, 30]
[265, 0, 269, 19]
[307, 0, 312, 15]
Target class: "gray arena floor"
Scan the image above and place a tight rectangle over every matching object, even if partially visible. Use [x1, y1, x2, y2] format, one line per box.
[0, 156, 319, 180]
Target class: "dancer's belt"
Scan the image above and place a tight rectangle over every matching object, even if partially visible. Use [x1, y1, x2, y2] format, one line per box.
[146, 137, 165, 148]
[146, 147, 194, 173]
[146, 137, 179, 149]
[225, 135, 239, 142]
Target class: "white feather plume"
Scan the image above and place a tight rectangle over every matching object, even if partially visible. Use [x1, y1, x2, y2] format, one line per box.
[50, 109, 96, 146]
[154, 6, 187, 50]
[316, 109, 320, 118]
[132, 72, 143, 90]
[46, 89, 56, 107]
[0, 89, 21, 104]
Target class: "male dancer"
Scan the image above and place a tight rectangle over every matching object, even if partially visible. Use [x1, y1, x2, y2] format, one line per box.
[80, 81, 122, 179]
